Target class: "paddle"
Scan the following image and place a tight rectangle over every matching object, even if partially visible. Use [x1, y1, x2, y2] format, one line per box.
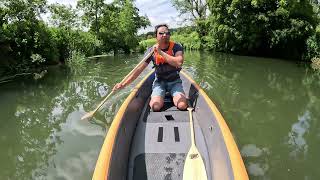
[81, 50, 154, 120]
[183, 107, 208, 180]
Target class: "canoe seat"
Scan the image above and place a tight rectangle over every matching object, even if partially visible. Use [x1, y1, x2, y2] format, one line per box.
[160, 92, 174, 111]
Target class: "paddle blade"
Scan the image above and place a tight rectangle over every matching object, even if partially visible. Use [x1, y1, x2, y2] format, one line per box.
[81, 111, 94, 120]
[183, 146, 208, 180]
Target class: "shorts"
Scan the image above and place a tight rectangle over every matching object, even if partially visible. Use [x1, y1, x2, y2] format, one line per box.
[151, 78, 185, 98]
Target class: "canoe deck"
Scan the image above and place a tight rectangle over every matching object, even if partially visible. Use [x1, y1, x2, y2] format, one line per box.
[127, 97, 211, 180]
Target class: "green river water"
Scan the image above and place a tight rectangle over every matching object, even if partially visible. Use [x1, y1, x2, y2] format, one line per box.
[0, 51, 319, 180]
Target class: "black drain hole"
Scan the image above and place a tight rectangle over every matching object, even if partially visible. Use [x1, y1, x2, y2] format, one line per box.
[174, 127, 180, 142]
[165, 115, 174, 121]
[158, 127, 163, 142]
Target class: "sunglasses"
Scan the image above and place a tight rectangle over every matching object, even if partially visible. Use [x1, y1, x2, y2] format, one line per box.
[158, 32, 171, 36]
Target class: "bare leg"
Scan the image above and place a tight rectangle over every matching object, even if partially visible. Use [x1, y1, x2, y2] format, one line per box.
[173, 93, 187, 110]
[149, 96, 164, 111]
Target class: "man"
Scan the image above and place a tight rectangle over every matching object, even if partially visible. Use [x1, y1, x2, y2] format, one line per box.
[113, 24, 187, 111]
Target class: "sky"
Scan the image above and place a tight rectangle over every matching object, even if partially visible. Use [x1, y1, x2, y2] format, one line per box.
[47, 0, 191, 34]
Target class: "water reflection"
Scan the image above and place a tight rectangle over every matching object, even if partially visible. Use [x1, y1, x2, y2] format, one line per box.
[287, 111, 310, 158]
[247, 163, 269, 177]
[43, 110, 104, 180]
[242, 144, 265, 157]
[46, 149, 98, 180]
[241, 144, 270, 177]
[0, 64, 110, 179]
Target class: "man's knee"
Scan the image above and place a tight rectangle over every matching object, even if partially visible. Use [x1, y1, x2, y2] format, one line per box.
[177, 101, 187, 110]
[173, 94, 187, 110]
[149, 96, 164, 111]
[151, 102, 163, 111]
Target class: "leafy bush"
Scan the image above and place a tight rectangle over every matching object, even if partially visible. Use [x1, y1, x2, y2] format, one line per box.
[71, 30, 101, 56]
[171, 31, 201, 50]
[49, 28, 100, 62]
[138, 31, 201, 52]
[207, 0, 319, 60]
[66, 51, 88, 75]
[31, 54, 46, 64]
[311, 57, 320, 70]
[305, 26, 320, 61]
[138, 38, 157, 52]
[67, 50, 87, 66]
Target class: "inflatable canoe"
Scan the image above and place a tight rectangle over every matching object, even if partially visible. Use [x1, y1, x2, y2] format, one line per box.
[93, 70, 248, 180]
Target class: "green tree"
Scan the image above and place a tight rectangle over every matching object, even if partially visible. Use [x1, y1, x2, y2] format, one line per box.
[98, 0, 149, 54]
[207, 0, 319, 60]
[306, 25, 320, 60]
[48, 4, 79, 61]
[77, 0, 149, 54]
[77, 0, 104, 35]
[0, 6, 6, 42]
[49, 3, 79, 29]
[171, 0, 209, 48]
[2, 0, 57, 68]
[116, 0, 150, 53]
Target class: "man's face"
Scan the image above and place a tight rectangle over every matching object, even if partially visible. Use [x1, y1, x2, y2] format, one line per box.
[156, 26, 170, 44]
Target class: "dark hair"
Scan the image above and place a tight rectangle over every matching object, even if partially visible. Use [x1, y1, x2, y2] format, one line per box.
[154, 24, 169, 36]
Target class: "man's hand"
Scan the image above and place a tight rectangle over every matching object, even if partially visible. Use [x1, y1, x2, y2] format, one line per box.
[153, 44, 167, 65]
[112, 83, 125, 91]
[153, 44, 163, 55]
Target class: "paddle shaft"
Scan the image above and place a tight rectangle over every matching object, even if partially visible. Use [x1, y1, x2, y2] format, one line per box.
[118, 50, 154, 87]
[85, 50, 154, 118]
[183, 107, 208, 180]
[188, 107, 196, 146]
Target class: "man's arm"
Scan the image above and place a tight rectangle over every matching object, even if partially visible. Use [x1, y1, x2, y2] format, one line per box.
[160, 50, 184, 68]
[154, 43, 184, 68]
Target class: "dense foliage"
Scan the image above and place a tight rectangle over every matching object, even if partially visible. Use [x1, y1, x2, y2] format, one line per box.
[171, 0, 208, 47]
[0, 0, 149, 79]
[169, 0, 320, 61]
[206, 0, 319, 60]
[138, 27, 201, 52]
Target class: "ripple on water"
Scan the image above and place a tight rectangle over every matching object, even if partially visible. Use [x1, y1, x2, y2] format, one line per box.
[241, 144, 265, 157]
[248, 162, 269, 177]
[241, 144, 270, 177]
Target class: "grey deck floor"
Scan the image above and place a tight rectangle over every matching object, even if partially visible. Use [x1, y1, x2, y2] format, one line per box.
[127, 99, 210, 180]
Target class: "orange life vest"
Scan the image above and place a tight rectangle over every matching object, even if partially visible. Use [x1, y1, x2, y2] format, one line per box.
[154, 41, 175, 65]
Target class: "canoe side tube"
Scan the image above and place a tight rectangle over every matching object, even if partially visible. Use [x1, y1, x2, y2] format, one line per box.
[92, 70, 155, 180]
